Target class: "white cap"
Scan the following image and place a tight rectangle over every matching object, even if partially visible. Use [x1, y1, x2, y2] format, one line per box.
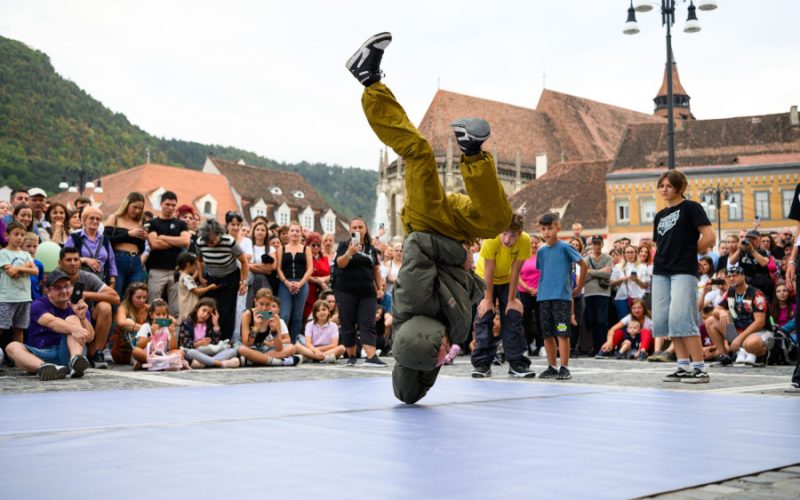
[28, 187, 47, 198]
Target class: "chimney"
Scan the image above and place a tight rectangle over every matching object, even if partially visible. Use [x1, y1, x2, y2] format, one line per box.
[791, 105, 799, 128]
[535, 153, 548, 179]
[515, 147, 522, 191]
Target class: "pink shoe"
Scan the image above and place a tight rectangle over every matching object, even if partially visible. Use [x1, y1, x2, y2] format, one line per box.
[443, 344, 461, 365]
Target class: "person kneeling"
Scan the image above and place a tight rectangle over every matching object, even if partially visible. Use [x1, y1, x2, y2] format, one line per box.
[179, 298, 239, 369]
[704, 265, 770, 366]
[294, 300, 345, 363]
[6, 270, 92, 380]
[239, 289, 299, 366]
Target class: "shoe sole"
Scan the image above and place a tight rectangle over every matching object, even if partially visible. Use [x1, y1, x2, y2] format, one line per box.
[538, 374, 557, 379]
[451, 119, 491, 141]
[70, 356, 90, 378]
[681, 377, 710, 384]
[556, 374, 572, 380]
[38, 365, 67, 381]
[363, 362, 387, 367]
[93, 361, 108, 370]
[345, 32, 392, 75]
[508, 371, 536, 378]
[471, 371, 491, 378]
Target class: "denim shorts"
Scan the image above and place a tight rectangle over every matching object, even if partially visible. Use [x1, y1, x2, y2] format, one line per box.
[652, 274, 700, 338]
[250, 343, 276, 354]
[24, 335, 71, 366]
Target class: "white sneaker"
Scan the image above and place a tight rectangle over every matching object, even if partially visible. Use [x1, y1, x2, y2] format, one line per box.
[734, 348, 747, 365]
[103, 348, 114, 364]
[323, 354, 336, 364]
[744, 352, 758, 366]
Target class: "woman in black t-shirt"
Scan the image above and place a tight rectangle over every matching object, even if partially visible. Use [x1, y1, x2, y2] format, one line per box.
[333, 217, 385, 366]
[651, 170, 715, 384]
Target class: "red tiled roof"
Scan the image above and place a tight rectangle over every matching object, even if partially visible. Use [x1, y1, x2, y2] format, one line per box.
[656, 62, 689, 98]
[508, 160, 610, 232]
[49, 164, 239, 219]
[611, 112, 800, 171]
[415, 88, 662, 168]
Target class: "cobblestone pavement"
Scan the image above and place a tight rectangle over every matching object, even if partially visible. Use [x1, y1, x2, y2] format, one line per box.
[2, 354, 797, 498]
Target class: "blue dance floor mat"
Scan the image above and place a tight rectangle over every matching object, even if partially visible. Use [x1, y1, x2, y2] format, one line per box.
[1, 377, 798, 499]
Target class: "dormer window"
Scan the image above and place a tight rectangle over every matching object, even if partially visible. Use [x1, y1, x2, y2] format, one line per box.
[269, 186, 283, 196]
[293, 191, 305, 199]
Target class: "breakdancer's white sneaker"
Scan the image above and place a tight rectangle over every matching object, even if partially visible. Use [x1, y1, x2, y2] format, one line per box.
[346, 32, 392, 86]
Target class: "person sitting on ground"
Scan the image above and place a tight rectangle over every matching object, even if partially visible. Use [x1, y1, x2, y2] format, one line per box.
[179, 298, 239, 369]
[596, 298, 653, 360]
[175, 252, 219, 324]
[112, 282, 149, 365]
[5, 269, 92, 380]
[238, 289, 299, 366]
[704, 264, 770, 366]
[320, 290, 339, 326]
[728, 229, 774, 300]
[609, 245, 649, 320]
[615, 319, 646, 360]
[770, 281, 795, 329]
[1, 222, 38, 347]
[374, 302, 394, 357]
[57, 246, 120, 369]
[294, 299, 345, 363]
[131, 299, 184, 370]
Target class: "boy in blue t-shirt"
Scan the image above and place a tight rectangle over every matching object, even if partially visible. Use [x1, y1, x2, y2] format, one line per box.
[23, 232, 45, 300]
[535, 213, 587, 380]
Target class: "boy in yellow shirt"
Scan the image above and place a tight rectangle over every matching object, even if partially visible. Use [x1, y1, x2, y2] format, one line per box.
[472, 214, 535, 378]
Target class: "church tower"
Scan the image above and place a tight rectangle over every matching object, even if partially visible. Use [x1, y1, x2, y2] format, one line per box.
[653, 54, 695, 121]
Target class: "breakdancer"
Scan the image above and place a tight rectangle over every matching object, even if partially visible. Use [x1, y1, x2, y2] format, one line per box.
[346, 32, 513, 403]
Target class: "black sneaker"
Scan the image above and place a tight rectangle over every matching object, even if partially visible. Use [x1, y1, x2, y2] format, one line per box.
[37, 363, 69, 381]
[595, 350, 612, 359]
[90, 350, 108, 370]
[345, 32, 392, 86]
[451, 118, 491, 156]
[471, 366, 491, 378]
[508, 365, 536, 378]
[345, 357, 357, 367]
[614, 350, 624, 360]
[714, 354, 733, 367]
[69, 354, 89, 379]
[681, 368, 710, 384]
[364, 355, 387, 367]
[492, 352, 506, 366]
[556, 366, 572, 380]
[662, 367, 691, 382]
[539, 366, 559, 379]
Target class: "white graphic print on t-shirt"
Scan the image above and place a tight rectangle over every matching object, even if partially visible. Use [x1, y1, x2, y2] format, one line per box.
[656, 210, 680, 237]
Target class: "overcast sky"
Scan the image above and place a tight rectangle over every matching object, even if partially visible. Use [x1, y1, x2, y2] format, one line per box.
[2, 0, 798, 171]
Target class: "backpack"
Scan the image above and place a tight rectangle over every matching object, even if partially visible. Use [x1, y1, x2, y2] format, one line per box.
[70, 232, 114, 281]
[766, 327, 798, 366]
[144, 327, 183, 371]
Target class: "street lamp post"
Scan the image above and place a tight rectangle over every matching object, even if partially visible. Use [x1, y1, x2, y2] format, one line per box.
[623, 0, 717, 170]
[59, 165, 103, 195]
[701, 183, 736, 247]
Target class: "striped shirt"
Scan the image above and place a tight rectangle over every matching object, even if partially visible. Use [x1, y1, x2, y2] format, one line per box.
[196, 235, 242, 277]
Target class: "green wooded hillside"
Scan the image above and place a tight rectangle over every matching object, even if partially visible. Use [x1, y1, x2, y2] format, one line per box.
[0, 35, 377, 220]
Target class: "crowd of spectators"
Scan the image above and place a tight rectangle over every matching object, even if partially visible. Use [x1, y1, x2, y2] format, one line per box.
[0, 185, 797, 386]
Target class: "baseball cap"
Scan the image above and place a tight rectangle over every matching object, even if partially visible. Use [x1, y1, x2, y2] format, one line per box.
[28, 187, 47, 198]
[745, 230, 760, 239]
[591, 235, 604, 244]
[727, 264, 744, 275]
[46, 270, 71, 287]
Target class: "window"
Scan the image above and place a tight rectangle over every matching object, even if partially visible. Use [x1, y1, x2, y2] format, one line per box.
[783, 189, 795, 218]
[203, 201, 212, 214]
[300, 206, 314, 231]
[639, 198, 656, 224]
[615, 199, 630, 225]
[754, 191, 770, 220]
[275, 203, 291, 226]
[728, 192, 743, 221]
[322, 210, 336, 234]
[293, 191, 305, 199]
[269, 186, 283, 196]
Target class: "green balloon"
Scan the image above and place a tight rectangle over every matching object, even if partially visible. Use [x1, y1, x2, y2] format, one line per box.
[35, 241, 61, 272]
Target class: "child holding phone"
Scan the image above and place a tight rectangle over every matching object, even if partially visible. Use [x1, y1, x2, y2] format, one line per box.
[179, 298, 239, 368]
[294, 300, 345, 363]
[131, 299, 185, 370]
[238, 289, 299, 366]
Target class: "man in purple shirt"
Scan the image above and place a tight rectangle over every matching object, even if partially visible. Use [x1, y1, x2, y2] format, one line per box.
[5, 270, 94, 380]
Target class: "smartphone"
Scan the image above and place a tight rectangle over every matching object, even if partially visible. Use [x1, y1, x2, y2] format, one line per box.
[711, 278, 726, 285]
[351, 232, 360, 247]
[630, 271, 637, 277]
[70, 282, 85, 304]
[257, 310, 273, 321]
[155, 318, 173, 327]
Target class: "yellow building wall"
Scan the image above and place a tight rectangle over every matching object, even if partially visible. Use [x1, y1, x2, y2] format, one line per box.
[606, 170, 800, 242]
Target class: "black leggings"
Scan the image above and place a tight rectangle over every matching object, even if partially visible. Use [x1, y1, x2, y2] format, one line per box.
[205, 270, 240, 342]
[520, 292, 542, 349]
[335, 290, 377, 348]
